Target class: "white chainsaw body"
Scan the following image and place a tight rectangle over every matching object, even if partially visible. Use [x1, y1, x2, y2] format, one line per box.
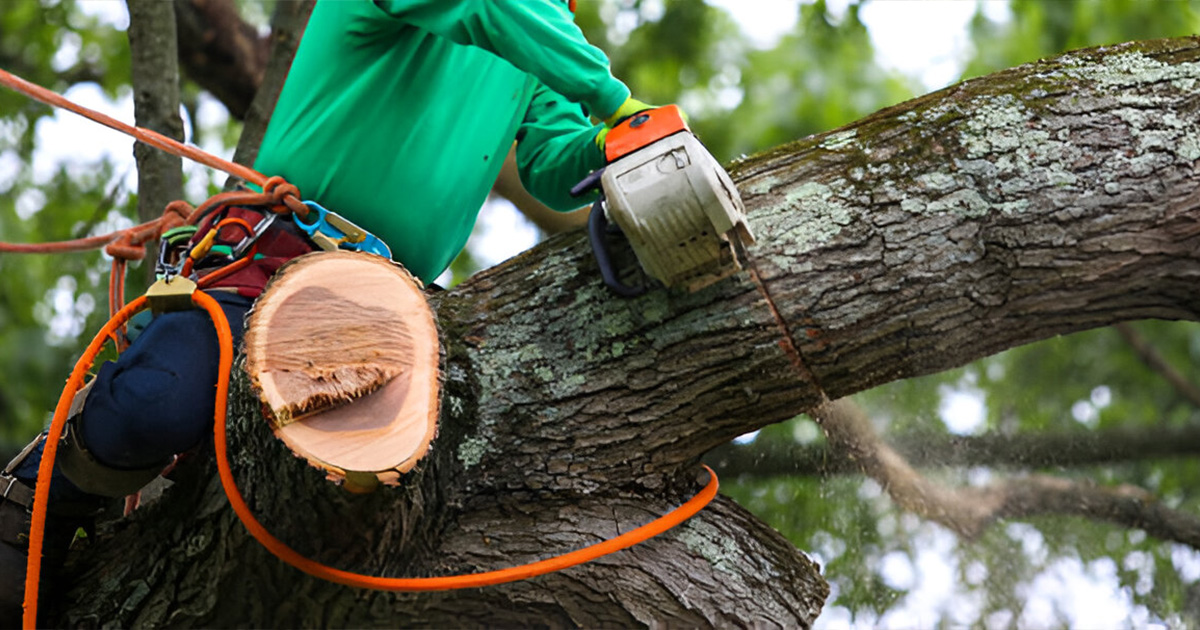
[600, 131, 754, 290]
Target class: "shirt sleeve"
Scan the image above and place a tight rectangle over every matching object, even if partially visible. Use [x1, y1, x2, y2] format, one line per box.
[372, 0, 630, 120]
[515, 81, 606, 212]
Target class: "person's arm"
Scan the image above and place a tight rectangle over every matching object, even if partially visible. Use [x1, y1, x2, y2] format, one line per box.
[514, 81, 606, 212]
[372, 0, 629, 120]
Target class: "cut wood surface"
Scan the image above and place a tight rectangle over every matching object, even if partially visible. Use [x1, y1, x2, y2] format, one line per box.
[244, 251, 440, 484]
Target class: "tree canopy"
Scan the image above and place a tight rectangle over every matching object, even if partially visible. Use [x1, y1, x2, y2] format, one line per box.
[3, 1, 1200, 626]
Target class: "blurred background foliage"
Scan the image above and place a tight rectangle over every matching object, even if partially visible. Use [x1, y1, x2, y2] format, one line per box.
[2, 0, 1200, 626]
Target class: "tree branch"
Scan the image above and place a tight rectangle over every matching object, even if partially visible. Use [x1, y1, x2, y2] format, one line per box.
[173, 0, 268, 121]
[228, 0, 312, 176]
[708, 421, 1200, 477]
[1115, 322, 1200, 408]
[441, 38, 1200, 493]
[493, 147, 590, 235]
[126, 0, 184, 224]
[811, 398, 1200, 548]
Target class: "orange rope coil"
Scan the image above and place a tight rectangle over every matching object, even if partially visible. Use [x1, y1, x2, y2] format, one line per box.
[23, 289, 717, 624]
[5, 64, 718, 626]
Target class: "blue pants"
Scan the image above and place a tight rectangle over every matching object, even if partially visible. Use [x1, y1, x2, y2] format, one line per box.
[13, 291, 253, 507]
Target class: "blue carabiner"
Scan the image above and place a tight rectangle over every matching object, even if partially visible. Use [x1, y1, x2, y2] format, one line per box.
[295, 201, 393, 260]
[294, 201, 330, 239]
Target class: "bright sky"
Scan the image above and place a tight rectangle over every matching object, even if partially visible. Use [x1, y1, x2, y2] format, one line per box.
[23, 2, 1188, 628]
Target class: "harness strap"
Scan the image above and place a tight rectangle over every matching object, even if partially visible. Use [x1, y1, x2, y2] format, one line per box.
[0, 476, 33, 511]
[189, 205, 317, 298]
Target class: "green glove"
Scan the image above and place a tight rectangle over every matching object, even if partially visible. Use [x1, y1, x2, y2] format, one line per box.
[594, 125, 610, 152]
[597, 97, 682, 151]
[603, 97, 655, 127]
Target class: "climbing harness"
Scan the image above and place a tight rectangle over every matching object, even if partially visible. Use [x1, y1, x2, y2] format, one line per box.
[0, 67, 719, 628]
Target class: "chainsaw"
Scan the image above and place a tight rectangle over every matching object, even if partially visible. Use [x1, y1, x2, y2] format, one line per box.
[571, 105, 754, 297]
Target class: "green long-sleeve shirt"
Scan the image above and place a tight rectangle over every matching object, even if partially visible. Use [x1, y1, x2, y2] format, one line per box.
[253, 0, 630, 282]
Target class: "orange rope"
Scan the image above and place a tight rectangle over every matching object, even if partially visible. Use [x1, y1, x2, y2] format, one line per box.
[23, 295, 149, 629]
[0, 70, 317, 335]
[202, 272, 718, 592]
[196, 245, 258, 288]
[212, 217, 257, 241]
[0, 67, 267, 188]
[22, 289, 718, 625]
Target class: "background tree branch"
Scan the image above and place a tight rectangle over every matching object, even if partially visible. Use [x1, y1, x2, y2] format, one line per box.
[173, 0, 268, 121]
[810, 398, 1200, 548]
[228, 0, 312, 173]
[708, 421, 1200, 477]
[1116, 322, 1200, 408]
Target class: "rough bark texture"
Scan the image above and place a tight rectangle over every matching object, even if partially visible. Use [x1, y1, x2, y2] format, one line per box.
[45, 37, 1200, 627]
[126, 0, 184, 225]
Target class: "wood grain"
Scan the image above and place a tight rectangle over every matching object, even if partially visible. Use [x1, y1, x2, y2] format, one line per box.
[244, 251, 440, 484]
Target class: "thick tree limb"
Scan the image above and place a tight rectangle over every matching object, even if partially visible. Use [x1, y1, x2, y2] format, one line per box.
[708, 421, 1200, 477]
[811, 398, 1200, 548]
[51, 37, 1200, 626]
[441, 38, 1200, 491]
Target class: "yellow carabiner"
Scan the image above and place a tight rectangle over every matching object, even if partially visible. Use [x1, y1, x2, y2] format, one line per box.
[188, 229, 220, 263]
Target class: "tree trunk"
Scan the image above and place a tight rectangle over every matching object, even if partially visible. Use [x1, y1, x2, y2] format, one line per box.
[227, 0, 313, 173]
[126, 0, 184, 225]
[46, 37, 1200, 627]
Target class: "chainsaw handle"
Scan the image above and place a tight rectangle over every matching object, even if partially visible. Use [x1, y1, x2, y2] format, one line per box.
[570, 167, 605, 198]
[588, 200, 647, 298]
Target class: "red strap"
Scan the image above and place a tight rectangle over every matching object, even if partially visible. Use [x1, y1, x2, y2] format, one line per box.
[191, 206, 316, 297]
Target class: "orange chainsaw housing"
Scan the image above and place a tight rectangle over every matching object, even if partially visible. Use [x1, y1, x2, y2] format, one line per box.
[604, 105, 690, 163]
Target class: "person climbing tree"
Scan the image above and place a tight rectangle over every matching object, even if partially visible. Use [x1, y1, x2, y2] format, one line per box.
[0, 0, 672, 621]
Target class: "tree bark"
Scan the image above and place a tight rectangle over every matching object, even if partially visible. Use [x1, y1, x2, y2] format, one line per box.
[227, 0, 313, 174]
[46, 37, 1200, 627]
[126, 0, 184, 225]
[173, 0, 269, 121]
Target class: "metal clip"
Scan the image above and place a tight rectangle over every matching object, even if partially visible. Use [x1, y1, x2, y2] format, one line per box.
[145, 276, 198, 314]
[232, 211, 278, 259]
[156, 225, 198, 280]
[295, 201, 392, 259]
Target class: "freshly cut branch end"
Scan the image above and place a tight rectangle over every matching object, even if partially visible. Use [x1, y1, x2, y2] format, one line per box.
[244, 251, 440, 488]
